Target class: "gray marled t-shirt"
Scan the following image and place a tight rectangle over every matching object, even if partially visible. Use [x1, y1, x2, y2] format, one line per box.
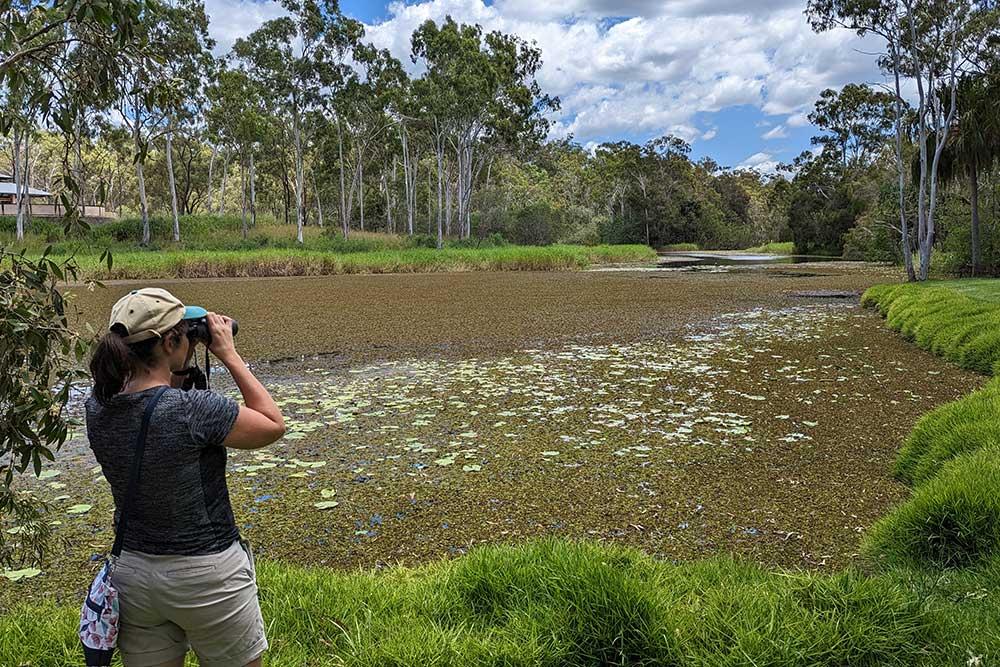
[85, 386, 241, 555]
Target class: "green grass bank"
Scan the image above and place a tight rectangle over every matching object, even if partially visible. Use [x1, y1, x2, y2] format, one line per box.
[860, 279, 1000, 577]
[1, 214, 655, 279]
[2, 538, 998, 666]
[54, 245, 655, 281]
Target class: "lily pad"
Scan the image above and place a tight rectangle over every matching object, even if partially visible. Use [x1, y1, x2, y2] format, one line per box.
[320, 489, 337, 498]
[2, 567, 42, 581]
[313, 501, 340, 510]
[462, 464, 482, 472]
[67, 504, 92, 515]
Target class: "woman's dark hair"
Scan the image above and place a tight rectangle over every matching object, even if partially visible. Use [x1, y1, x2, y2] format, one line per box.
[90, 319, 188, 406]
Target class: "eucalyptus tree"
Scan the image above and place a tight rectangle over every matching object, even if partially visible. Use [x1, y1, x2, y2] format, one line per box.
[940, 71, 1000, 273]
[234, 0, 362, 244]
[809, 83, 896, 172]
[410, 18, 555, 243]
[330, 43, 406, 236]
[112, 0, 200, 245]
[393, 78, 423, 236]
[808, 0, 997, 280]
[206, 67, 270, 236]
[157, 0, 214, 241]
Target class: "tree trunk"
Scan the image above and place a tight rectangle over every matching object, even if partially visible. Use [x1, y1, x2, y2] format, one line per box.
[890, 41, 916, 281]
[360, 160, 365, 232]
[166, 130, 181, 242]
[13, 129, 24, 241]
[218, 149, 230, 215]
[206, 144, 217, 213]
[435, 129, 444, 249]
[293, 110, 305, 244]
[970, 166, 980, 276]
[24, 130, 31, 226]
[426, 167, 432, 235]
[133, 112, 151, 245]
[313, 168, 323, 228]
[336, 116, 348, 238]
[399, 124, 415, 235]
[249, 150, 257, 228]
[137, 158, 150, 245]
[445, 161, 452, 237]
[240, 154, 248, 239]
[281, 169, 290, 225]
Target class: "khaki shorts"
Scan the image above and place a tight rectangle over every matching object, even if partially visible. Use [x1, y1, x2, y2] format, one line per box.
[112, 538, 268, 667]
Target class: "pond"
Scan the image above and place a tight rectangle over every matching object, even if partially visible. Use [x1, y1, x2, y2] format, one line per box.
[657, 251, 847, 269]
[587, 251, 853, 273]
[5, 263, 981, 606]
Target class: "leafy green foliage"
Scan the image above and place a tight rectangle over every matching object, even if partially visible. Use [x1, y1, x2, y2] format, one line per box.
[0, 247, 101, 567]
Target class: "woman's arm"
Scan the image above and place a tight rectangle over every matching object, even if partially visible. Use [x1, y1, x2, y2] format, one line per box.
[204, 312, 285, 449]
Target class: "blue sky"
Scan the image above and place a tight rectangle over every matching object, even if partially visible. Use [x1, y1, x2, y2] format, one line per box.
[206, 0, 884, 172]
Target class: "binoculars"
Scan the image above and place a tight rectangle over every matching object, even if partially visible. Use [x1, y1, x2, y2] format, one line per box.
[186, 316, 239, 346]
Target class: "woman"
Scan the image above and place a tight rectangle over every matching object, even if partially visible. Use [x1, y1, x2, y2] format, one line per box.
[86, 287, 285, 667]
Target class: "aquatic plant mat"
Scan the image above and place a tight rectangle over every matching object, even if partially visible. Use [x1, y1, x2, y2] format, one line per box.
[3, 268, 998, 664]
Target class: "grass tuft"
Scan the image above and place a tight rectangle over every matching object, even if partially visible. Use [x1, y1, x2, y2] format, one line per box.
[862, 281, 1000, 375]
[865, 447, 1000, 570]
[895, 379, 1000, 485]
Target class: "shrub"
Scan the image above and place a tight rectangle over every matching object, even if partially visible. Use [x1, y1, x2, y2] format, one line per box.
[512, 202, 559, 246]
[842, 213, 900, 262]
[411, 233, 438, 249]
[866, 447, 1000, 569]
[559, 220, 600, 246]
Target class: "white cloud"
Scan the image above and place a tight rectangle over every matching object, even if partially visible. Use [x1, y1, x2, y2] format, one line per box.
[701, 127, 717, 141]
[762, 125, 787, 140]
[205, 0, 288, 55]
[737, 151, 781, 174]
[361, 0, 885, 146]
[208, 0, 888, 150]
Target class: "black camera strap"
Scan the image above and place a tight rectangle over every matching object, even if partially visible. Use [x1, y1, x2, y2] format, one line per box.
[112, 385, 169, 558]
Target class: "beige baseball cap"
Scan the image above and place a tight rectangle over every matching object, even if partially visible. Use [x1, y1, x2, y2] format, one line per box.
[109, 288, 205, 344]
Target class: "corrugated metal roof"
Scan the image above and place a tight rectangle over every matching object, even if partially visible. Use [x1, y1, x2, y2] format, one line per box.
[0, 182, 51, 196]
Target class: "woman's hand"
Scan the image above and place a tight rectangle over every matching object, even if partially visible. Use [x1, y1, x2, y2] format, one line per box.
[206, 312, 238, 363]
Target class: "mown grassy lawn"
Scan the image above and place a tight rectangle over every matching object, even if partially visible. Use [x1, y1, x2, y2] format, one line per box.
[923, 278, 1000, 303]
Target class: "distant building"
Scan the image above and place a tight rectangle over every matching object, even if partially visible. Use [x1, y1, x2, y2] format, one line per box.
[0, 172, 53, 204]
[0, 172, 116, 220]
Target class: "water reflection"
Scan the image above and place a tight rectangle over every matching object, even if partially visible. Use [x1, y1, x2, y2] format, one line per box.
[657, 251, 842, 269]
